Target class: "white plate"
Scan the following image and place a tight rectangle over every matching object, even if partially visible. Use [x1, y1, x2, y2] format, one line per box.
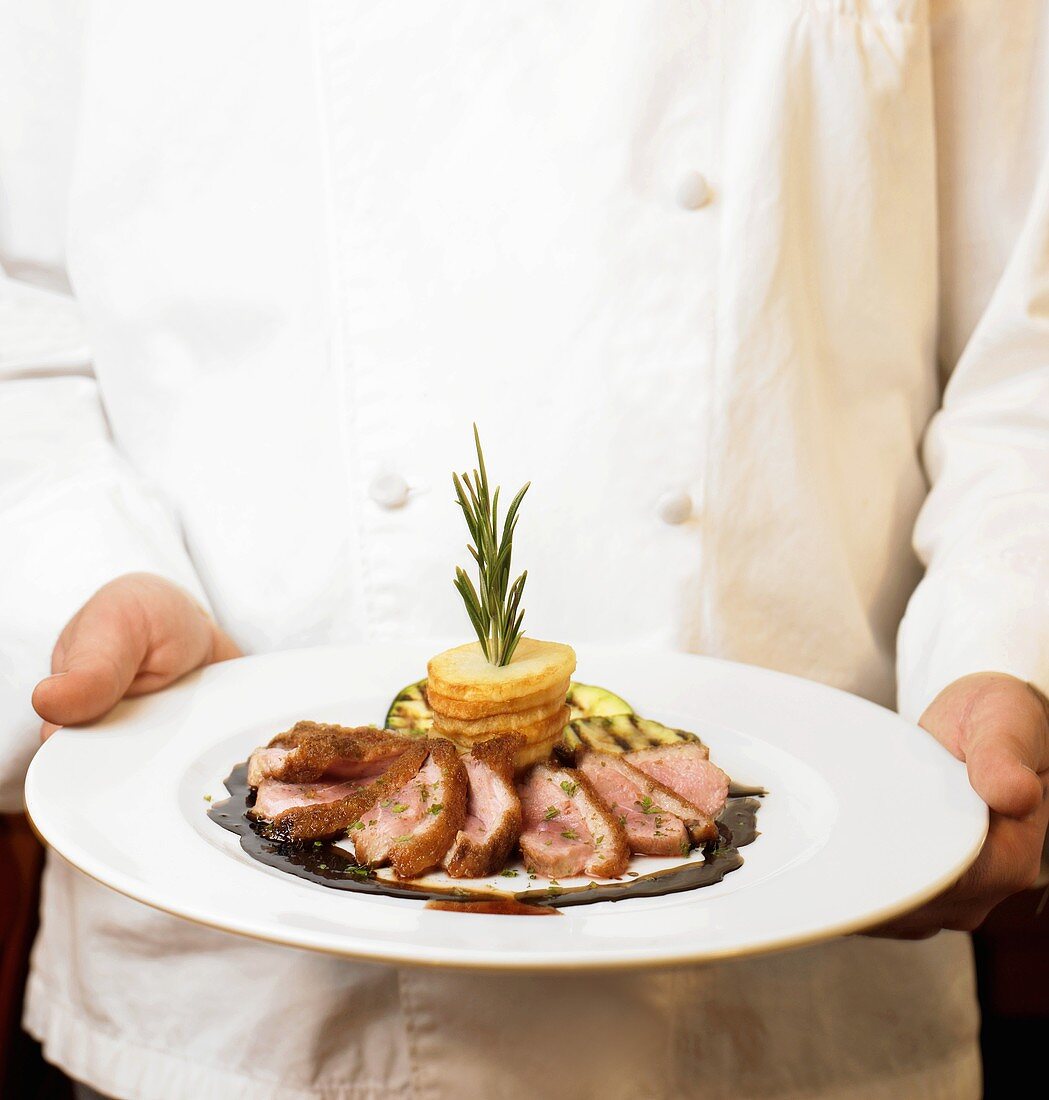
[24, 642, 987, 970]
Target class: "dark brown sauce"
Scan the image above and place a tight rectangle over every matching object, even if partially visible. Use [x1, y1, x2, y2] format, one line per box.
[209, 763, 763, 910]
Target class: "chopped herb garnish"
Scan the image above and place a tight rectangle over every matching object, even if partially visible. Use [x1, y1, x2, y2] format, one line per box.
[390, 802, 408, 814]
[560, 829, 579, 841]
[595, 834, 604, 845]
[203, 794, 212, 803]
[636, 795, 657, 815]
[393, 834, 412, 843]
[543, 806, 560, 820]
[346, 821, 365, 833]
[559, 779, 578, 797]
[313, 840, 324, 847]
[428, 803, 444, 816]
[500, 869, 520, 878]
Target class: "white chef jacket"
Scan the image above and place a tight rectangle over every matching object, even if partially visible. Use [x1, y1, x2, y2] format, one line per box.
[2, 1, 1048, 1097]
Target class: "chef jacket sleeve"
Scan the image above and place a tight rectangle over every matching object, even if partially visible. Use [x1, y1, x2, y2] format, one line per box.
[0, 275, 210, 811]
[897, 3, 1049, 720]
[0, 5, 207, 808]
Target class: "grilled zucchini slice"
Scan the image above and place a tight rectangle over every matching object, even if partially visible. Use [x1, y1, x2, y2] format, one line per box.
[565, 682, 634, 721]
[562, 714, 701, 755]
[384, 680, 433, 737]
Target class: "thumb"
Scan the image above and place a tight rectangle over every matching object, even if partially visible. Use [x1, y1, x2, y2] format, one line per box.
[957, 678, 1048, 820]
[33, 601, 149, 727]
[965, 723, 1046, 820]
[33, 573, 241, 733]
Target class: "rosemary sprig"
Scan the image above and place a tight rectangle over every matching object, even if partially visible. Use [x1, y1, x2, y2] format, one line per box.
[452, 425, 530, 666]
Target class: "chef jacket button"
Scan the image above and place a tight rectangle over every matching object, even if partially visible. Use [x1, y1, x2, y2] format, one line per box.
[677, 171, 712, 210]
[657, 490, 693, 526]
[369, 472, 410, 509]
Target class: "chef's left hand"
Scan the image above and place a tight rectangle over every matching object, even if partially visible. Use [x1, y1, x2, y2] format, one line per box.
[869, 672, 1049, 939]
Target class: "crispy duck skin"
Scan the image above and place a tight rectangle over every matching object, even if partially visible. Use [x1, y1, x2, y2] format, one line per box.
[443, 735, 523, 879]
[353, 739, 468, 879]
[258, 742, 431, 842]
[577, 750, 717, 853]
[247, 721, 407, 787]
[518, 762, 629, 879]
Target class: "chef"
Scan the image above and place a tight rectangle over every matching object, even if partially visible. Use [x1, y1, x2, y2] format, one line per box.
[2, 1, 1048, 1097]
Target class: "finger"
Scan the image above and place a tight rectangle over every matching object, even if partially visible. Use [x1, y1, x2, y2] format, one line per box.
[945, 806, 1047, 905]
[32, 598, 149, 726]
[862, 872, 964, 939]
[963, 686, 1049, 818]
[863, 922, 941, 940]
[866, 805, 1048, 939]
[39, 721, 61, 742]
[967, 741, 1044, 819]
[209, 629, 243, 664]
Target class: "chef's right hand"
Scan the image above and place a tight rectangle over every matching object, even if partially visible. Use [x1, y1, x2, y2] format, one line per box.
[32, 573, 241, 739]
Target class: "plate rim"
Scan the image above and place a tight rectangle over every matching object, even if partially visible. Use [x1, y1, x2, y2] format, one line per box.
[23, 813, 987, 972]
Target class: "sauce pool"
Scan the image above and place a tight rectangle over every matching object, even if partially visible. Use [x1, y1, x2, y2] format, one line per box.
[209, 763, 763, 910]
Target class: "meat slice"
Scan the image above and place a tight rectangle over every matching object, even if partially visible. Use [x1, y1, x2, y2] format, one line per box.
[443, 735, 523, 879]
[253, 776, 371, 821]
[255, 742, 431, 842]
[352, 739, 468, 879]
[247, 721, 406, 787]
[626, 743, 730, 820]
[517, 763, 628, 879]
[247, 746, 292, 787]
[577, 750, 716, 855]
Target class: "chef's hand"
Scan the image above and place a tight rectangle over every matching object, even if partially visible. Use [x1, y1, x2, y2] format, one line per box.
[870, 672, 1049, 939]
[32, 573, 241, 739]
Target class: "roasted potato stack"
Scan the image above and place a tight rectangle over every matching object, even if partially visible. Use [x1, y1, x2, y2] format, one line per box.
[426, 638, 576, 769]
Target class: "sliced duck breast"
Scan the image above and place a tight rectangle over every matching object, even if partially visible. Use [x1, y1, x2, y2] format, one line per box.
[577, 751, 717, 855]
[247, 721, 407, 787]
[443, 735, 523, 879]
[255, 742, 431, 842]
[352, 739, 468, 879]
[626, 742, 730, 820]
[247, 746, 294, 788]
[252, 776, 372, 821]
[518, 763, 628, 879]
